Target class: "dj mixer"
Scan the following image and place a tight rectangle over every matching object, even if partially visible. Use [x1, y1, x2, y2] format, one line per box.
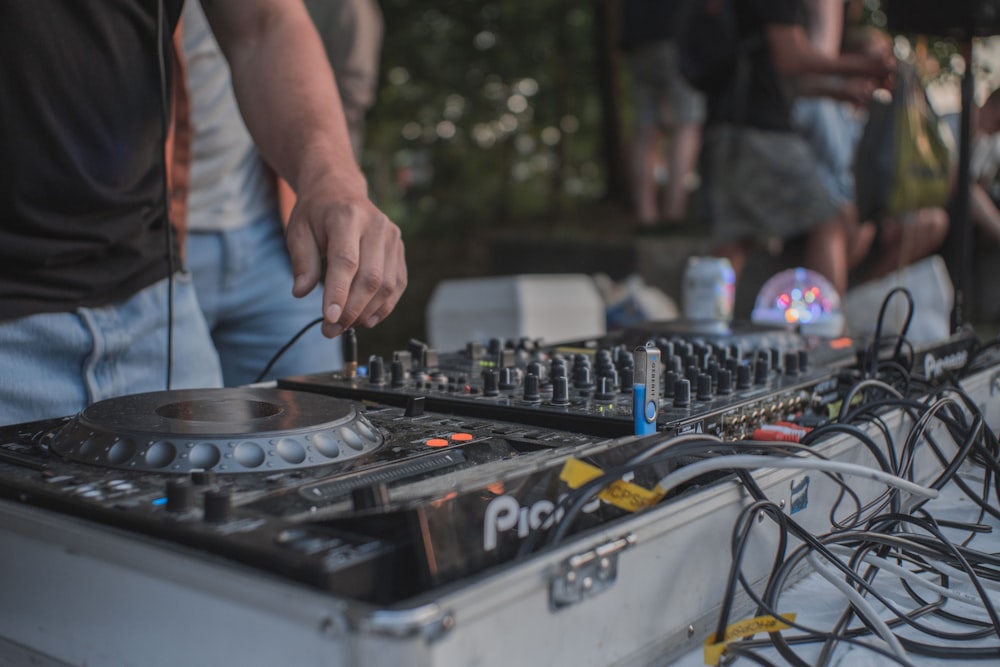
[280, 321, 854, 440]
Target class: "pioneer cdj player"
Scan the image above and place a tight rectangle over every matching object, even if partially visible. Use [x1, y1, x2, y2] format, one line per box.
[0, 386, 677, 604]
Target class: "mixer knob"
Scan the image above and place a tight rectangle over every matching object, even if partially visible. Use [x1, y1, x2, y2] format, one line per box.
[604, 367, 620, 391]
[498, 367, 518, 391]
[594, 376, 616, 401]
[666, 354, 683, 374]
[522, 374, 541, 402]
[594, 349, 614, 375]
[682, 354, 697, 372]
[717, 368, 732, 395]
[392, 350, 413, 371]
[664, 370, 678, 398]
[783, 351, 799, 375]
[390, 360, 406, 387]
[368, 355, 385, 385]
[696, 373, 713, 401]
[488, 337, 504, 356]
[619, 365, 634, 392]
[655, 338, 674, 358]
[754, 357, 769, 385]
[482, 369, 499, 397]
[673, 379, 691, 408]
[551, 376, 570, 406]
[203, 487, 233, 523]
[736, 364, 752, 390]
[165, 479, 195, 513]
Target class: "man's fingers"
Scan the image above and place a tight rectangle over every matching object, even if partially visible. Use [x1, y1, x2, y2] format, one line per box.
[338, 212, 396, 326]
[285, 216, 323, 298]
[321, 226, 359, 338]
[289, 197, 406, 339]
[355, 235, 407, 329]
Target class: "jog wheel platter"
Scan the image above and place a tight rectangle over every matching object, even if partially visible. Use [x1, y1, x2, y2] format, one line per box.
[47, 387, 383, 474]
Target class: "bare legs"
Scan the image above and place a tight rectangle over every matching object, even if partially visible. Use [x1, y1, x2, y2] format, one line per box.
[631, 122, 702, 226]
[862, 207, 949, 281]
[664, 123, 702, 221]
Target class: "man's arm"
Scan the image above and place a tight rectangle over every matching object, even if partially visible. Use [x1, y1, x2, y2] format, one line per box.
[766, 23, 892, 82]
[200, 0, 406, 339]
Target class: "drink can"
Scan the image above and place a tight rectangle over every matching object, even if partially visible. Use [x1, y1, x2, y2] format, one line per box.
[683, 257, 735, 322]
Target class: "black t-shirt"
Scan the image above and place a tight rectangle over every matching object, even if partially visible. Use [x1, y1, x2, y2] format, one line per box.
[620, 0, 686, 51]
[0, 0, 184, 321]
[705, 0, 802, 131]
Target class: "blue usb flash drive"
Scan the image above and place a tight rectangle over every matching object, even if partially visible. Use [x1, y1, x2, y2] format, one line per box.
[633, 342, 661, 436]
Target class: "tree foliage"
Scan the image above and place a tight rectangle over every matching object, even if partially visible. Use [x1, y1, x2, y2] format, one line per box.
[364, 0, 621, 241]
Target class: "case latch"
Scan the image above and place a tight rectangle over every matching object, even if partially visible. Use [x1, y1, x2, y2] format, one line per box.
[549, 533, 637, 609]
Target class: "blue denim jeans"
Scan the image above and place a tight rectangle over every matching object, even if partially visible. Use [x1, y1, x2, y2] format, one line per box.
[186, 211, 343, 386]
[791, 97, 861, 207]
[0, 272, 223, 425]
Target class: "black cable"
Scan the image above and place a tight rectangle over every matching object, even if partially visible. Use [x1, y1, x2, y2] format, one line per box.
[714, 499, 789, 646]
[700, 343, 1000, 663]
[156, 0, 176, 390]
[838, 377, 904, 422]
[252, 317, 323, 384]
[534, 437, 863, 551]
[800, 422, 900, 528]
[723, 493, 923, 665]
[866, 287, 914, 379]
[863, 513, 1000, 650]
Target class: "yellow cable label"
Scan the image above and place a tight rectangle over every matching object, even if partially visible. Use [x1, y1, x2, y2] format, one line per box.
[828, 391, 865, 420]
[703, 613, 796, 665]
[559, 458, 664, 513]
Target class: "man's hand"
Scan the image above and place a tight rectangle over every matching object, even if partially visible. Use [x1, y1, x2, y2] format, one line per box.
[285, 194, 406, 338]
[202, 0, 408, 338]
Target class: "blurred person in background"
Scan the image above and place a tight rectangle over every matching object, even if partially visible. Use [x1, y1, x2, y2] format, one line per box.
[968, 87, 1000, 242]
[843, 25, 950, 284]
[699, 0, 892, 298]
[179, 0, 386, 386]
[620, 0, 705, 230]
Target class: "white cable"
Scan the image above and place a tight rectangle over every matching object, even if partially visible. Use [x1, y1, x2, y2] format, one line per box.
[806, 551, 915, 667]
[653, 454, 939, 500]
[827, 544, 990, 608]
[914, 555, 1000, 594]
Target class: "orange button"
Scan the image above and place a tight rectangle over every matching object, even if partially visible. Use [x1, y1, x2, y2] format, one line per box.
[425, 438, 450, 448]
[451, 432, 474, 442]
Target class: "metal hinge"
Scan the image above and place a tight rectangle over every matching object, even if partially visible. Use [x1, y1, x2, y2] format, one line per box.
[549, 533, 637, 609]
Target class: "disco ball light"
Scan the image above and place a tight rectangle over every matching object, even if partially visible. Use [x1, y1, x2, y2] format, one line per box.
[751, 267, 845, 337]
